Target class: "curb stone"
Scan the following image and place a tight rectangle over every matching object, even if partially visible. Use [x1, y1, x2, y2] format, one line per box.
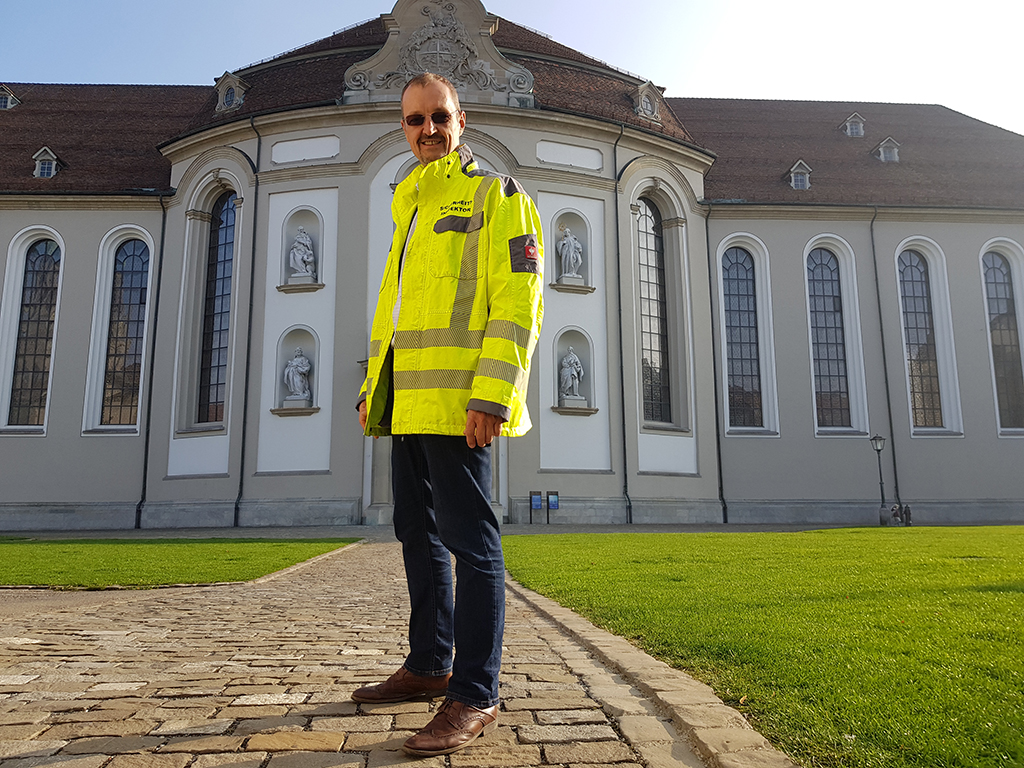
[505, 576, 803, 768]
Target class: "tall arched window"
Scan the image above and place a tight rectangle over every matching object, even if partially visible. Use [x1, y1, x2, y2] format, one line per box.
[983, 251, 1024, 429]
[197, 191, 237, 423]
[101, 239, 150, 425]
[898, 250, 944, 428]
[9, 239, 61, 426]
[807, 248, 851, 427]
[722, 246, 762, 427]
[637, 198, 671, 423]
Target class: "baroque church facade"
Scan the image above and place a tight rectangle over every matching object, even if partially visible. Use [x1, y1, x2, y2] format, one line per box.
[2, 0, 1022, 530]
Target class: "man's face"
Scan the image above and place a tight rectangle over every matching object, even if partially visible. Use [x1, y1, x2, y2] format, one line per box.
[401, 80, 465, 166]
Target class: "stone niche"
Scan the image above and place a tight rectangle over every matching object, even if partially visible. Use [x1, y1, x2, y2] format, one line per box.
[551, 210, 594, 293]
[552, 328, 597, 416]
[278, 207, 324, 292]
[272, 326, 320, 416]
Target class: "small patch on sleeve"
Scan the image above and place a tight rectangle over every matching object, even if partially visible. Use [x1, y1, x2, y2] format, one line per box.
[509, 233, 541, 274]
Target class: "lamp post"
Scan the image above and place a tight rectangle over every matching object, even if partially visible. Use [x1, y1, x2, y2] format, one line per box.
[869, 434, 887, 525]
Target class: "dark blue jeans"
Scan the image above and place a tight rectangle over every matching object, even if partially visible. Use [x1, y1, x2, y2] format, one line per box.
[391, 434, 505, 708]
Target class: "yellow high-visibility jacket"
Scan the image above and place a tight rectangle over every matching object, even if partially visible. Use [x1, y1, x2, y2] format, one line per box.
[358, 145, 544, 437]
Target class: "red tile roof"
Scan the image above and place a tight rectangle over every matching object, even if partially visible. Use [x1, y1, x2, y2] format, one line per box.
[0, 84, 209, 195]
[669, 98, 1024, 210]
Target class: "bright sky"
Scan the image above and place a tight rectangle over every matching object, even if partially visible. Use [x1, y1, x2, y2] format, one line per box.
[3, 0, 1022, 136]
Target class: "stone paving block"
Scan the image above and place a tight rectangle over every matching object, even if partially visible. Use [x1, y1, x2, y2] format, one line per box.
[268, 752, 364, 768]
[535, 708, 609, 725]
[567, 763, 644, 768]
[366, 748, 444, 768]
[0, 711, 47, 726]
[651, 686, 722, 708]
[232, 694, 307, 706]
[216, 706, 289, 719]
[232, 716, 307, 735]
[617, 715, 677, 744]
[357, 702, 429, 715]
[448, 743, 542, 767]
[689, 728, 772, 759]
[41, 721, 157, 740]
[293, 701, 359, 717]
[0, 724, 48, 740]
[393, 712, 432, 730]
[58, 736, 165, 755]
[504, 693, 597, 711]
[635, 741, 707, 768]
[667, 703, 749, 733]
[517, 724, 619, 743]
[159, 736, 246, 753]
[89, 682, 148, 691]
[341, 731, 416, 752]
[0, 754, 108, 768]
[192, 754, 268, 768]
[0, 676, 40, 686]
[544, 740, 636, 764]
[246, 732, 346, 752]
[106, 754, 191, 768]
[0, 741, 67, 759]
[150, 719, 234, 736]
[715, 750, 803, 768]
[312, 715, 391, 732]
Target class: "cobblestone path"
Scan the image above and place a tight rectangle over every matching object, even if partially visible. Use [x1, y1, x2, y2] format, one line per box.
[0, 538, 795, 768]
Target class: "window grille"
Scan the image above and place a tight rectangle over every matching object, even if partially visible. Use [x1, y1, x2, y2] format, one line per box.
[807, 248, 851, 427]
[723, 247, 762, 427]
[637, 198, 671, 422]
[101, 239, 150, 425]
[197, 192, 236, 423]
[898, 250, 943, 428]
[983, 252, 1024, 428]
[8, 239, 61, 426]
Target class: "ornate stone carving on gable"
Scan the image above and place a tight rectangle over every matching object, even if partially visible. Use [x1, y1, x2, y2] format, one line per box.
[343, 0, 534, 108]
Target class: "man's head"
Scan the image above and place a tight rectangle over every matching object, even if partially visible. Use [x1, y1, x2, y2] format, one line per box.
[401, 73, 465, 166]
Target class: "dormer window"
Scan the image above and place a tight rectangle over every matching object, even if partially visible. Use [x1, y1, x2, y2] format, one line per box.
[0, 85, 20, 110]
[875, 137, 900, 163]
[213, 72, 249, 113]
[631, 81, 662, 123]
[842, 112, 865, 137]
[788, 159, 812, 190]
[32, 147, 61, 179]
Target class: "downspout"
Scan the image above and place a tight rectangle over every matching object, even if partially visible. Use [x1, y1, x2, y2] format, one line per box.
[233, 119, 262, 527]
[135, 194, 169, 528]
[868, 207, 902, 506]
[612, 123, 633, 524]
[703, 203, 728, 523]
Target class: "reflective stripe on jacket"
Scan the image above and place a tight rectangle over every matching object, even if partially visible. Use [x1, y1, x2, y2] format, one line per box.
[358, 145, 544, 437]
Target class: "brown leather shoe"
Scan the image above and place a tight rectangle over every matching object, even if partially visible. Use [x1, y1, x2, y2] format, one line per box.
[402, 698, 498, 756]
[351, 667, 450, 703]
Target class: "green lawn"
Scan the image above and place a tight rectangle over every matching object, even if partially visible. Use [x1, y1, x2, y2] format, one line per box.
[503, 527, 1024, 768]
[0, 538, 357, 588]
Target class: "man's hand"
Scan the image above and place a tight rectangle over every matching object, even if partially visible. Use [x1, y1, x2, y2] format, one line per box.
[358, 400, 368, 430]
[464, 409, 503, 448]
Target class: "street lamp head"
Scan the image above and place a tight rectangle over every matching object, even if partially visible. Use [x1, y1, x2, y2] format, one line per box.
[869, 434, 886, 453]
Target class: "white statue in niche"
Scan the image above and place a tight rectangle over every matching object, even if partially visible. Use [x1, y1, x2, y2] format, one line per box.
[558, 346, 586, 406]
[288, 226, 316, 280]
[557, 227, 584, 280]
[283, 347, 312, 404]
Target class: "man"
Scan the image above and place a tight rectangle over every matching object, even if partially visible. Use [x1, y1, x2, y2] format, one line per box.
[353, 72, 544, 757]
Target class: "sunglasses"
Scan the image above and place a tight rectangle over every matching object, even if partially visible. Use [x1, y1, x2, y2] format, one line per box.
[403, 110, 459, 127]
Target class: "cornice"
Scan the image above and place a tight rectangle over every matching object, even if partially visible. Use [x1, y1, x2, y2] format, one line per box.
[704, 203, 1024, 224]
[0, 196, 164, 211]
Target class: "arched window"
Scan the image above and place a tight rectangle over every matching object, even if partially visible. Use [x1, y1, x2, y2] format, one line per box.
[806, 248, 851, 428]
[982, 252, 1024, 429]
[9, 239, 61, 426]
[637, 198, 671, 423]
[197, 191, 237, 423]
[722, 247, 762, 427]
[898, 250, 944, 428]
[101, 239, 150, 425]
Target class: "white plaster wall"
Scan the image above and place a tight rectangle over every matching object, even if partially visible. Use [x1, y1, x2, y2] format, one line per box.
[256, 187, 339, 472]
[537, 192, 612, 471]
